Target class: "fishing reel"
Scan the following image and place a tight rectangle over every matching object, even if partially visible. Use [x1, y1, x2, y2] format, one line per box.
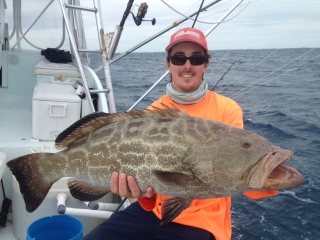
[130, 2, 156, 26]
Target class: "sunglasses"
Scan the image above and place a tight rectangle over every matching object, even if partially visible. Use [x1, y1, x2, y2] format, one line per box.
[169, 55, 207, 66]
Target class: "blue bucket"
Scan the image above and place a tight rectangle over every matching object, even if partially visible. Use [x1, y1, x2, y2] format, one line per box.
[26, 215, 83, 240]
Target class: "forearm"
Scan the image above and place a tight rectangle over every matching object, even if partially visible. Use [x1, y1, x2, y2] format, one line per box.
[138, 194, 157, 211]
[243, 190, 278, 199]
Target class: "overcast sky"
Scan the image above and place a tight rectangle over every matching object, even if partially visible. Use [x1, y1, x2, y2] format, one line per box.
[4, 0, 320, 52]
[98, 0, 320, 52]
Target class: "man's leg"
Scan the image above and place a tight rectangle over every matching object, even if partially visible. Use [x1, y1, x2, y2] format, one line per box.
[83, 202, 158, 240]
[83, 201, 215, 240]
[153, 220, 215, 240]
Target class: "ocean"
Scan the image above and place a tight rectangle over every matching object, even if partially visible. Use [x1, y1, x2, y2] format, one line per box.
[90, 48, 320, 240]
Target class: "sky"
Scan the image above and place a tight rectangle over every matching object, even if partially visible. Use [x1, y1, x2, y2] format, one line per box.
[98, 0, 320, 52]
[3, 0, 320, 52]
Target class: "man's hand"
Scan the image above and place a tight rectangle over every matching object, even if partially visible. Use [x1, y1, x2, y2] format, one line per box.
[111, 172, 154, 199]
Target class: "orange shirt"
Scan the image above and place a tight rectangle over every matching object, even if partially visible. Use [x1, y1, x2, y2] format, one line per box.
[138, 91, 277, 240]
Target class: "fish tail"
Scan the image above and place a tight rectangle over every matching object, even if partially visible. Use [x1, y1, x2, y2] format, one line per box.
[7, 153, 60, 212]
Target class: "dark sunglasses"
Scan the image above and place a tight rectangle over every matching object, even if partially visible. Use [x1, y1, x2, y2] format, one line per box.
[169, 55, 207, 66]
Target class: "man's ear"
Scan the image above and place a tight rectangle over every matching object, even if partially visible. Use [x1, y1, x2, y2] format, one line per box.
[203, 62, 210, 73]
[166, 61, 171, 73]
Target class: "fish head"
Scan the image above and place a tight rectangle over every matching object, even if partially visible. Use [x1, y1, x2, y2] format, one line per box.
[215, 128, 304, 192]
[239, 136, 304, 190]
[188, 125, 304, 196]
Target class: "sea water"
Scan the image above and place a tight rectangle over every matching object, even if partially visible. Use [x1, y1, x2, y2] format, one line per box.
[90, 48, 320, 240]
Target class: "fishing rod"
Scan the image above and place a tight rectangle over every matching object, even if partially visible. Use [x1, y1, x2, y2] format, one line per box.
[211, 60, 237, 90]
[108, 1, 156, 60]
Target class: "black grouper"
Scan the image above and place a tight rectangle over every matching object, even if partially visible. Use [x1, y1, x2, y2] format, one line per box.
[7, 106, 304, 224]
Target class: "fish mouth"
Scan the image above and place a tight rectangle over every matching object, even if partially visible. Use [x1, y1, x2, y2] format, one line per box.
[248, 149, 304, 189]
[262, 150, 304, 189]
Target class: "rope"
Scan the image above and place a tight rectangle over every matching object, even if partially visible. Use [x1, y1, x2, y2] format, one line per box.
[210, 24, 250, 74]
[231, 51, 320, 99]
[160, 0, 252, 25]
[217, 49, 280, 93]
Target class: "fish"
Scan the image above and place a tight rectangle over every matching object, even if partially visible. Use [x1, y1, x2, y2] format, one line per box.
[6, 106, 304, 224]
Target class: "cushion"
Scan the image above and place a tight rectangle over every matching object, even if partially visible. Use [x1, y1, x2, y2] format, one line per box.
[33, 60, 79, 78]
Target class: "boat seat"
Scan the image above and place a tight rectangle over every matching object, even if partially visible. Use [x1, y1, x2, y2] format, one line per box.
[33, 60, 79, 78]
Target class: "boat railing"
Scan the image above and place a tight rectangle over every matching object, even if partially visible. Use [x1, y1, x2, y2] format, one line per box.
[11, 0, 55, 50]
[59, 0, 116, 113]
[8, 0, 116, 114]
[0, 0, 7, 47]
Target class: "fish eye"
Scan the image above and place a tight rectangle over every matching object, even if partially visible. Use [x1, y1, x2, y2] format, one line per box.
[240, 138, 253, 148]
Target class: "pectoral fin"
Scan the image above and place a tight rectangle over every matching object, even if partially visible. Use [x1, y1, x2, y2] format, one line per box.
[151, 170, 194, 188]
[161, 197, 193, 225]
[67, 178, 110, 201]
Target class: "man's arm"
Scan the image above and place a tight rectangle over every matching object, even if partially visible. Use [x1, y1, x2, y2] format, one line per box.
[243, 190, 278, 199]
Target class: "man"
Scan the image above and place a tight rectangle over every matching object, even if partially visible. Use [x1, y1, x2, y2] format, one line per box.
[84, 27, 277, 240]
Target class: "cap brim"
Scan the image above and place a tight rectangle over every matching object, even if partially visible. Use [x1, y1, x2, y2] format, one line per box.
[165, 39, 208, 52]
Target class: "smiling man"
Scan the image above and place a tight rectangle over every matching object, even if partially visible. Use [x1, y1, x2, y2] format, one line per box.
[166, 32, 210, 93]
[83, 27, 278, 240]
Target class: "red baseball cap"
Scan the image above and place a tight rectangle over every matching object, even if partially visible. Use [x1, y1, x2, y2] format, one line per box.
[165, 27, 208, 52]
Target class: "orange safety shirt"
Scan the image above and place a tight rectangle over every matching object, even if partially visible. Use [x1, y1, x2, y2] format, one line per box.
[138, 90, 278, 240]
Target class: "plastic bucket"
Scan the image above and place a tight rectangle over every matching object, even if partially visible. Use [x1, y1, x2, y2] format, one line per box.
[26, 215, 83, 240]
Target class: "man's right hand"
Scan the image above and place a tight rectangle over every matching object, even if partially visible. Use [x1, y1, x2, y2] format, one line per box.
[110, 172, 155, 199]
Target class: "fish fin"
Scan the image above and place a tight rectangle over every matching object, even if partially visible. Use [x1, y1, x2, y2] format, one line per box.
[67, 178, 110, 201]
[55, 112, 110, 149]
[56, 107, 189, 150]
[151, 170, 194, 188]
[6, 153, 59, 212]
[161, 197, 193, 225]
[146, 104, 190, 117]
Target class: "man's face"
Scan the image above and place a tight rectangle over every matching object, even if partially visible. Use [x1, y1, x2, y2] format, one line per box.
[166, 42, 209, 93]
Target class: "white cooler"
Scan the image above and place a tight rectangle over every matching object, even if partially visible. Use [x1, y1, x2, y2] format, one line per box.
[32, 82, 81, 140]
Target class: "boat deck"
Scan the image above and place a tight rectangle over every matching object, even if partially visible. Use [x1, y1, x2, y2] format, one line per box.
[0, 222, 15, 240]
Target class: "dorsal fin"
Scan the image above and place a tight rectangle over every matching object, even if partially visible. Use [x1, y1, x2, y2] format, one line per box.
[55, 104, 189, 150]
[55, 112, 110, 149]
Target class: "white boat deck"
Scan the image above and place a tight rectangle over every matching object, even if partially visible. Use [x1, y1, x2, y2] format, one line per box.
[0, 221, 15, 240]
